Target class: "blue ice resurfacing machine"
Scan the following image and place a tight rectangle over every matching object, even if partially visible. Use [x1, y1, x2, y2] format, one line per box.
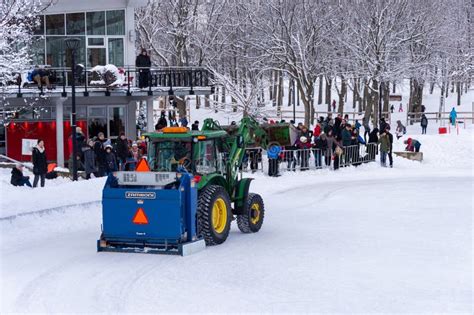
[97, 171, 205, 256]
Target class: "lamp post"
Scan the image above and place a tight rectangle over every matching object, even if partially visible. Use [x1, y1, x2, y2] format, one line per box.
[65, 38, 80, 181]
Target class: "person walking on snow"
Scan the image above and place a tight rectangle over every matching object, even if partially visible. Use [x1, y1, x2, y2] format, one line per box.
[390, 104, 394, 113]
[449, 107, 457, 126]
[32, 139, 47, 187]
[399, 103, 403, 112]
[332, 99, 336, 112]
[395, 120, 406, 140]
[420, 114, 428, 134]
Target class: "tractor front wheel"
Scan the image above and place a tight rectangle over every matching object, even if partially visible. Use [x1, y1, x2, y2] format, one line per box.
[237, 193, 265, 233]
[197, 185, 232, 245]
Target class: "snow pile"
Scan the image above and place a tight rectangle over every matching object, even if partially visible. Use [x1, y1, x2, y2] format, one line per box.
[90, 64, 124, 87]
[0, 169, 106, 218]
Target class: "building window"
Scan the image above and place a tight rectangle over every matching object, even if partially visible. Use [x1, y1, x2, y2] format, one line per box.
[66, 13, 85, 35]
[46, 37, 66, 67]
[108, 38, 124, 67]
[87, 11, 105, 35]
[31, 37, 45, 65]
[106, 10, 125, 35]
[46, 14, 65, 35]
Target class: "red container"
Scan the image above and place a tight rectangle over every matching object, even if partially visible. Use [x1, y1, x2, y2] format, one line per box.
[438, 127, 447, 134]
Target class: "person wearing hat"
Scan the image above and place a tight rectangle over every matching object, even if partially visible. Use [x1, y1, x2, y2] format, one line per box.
[404, 138, 421, 152]
[295, 136, 311, 171]
[10, 164, 32, 187]
[82, 139, 98, 179]
[104, 144, 117, 175]
[135, 48, 151, 88]
[32, 139, 47, 187]
[267, 144, 281, 177]
[116, 132, 130, 170]
[128, 142, 143, 171]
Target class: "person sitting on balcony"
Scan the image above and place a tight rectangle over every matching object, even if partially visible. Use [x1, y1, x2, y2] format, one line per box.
[136, 48, 151, 88]
[28, 65, 51, 90]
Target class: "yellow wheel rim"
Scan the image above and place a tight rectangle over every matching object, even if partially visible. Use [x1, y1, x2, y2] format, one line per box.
[250, 203, 260, 225]
[212, 198, 227, 234]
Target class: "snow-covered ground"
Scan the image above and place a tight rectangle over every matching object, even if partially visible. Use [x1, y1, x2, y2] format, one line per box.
[1, 121, 472, 312]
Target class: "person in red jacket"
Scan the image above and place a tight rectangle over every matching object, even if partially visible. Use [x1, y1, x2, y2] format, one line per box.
[313, 123, 321, 138]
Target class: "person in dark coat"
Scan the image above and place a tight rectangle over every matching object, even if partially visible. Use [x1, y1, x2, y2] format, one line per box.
[104, 145, 118, 174]
[115, 133, 130, 170]
[367, 128, 379, 160]
[32, 139, 47, 187]
[421, 114, 428, 134]
[313, 133, 327, 168]
[341, 124, 353, 147]
[368, 128, 379, 144]
[135, 48, 151, 88]
[363, 118, 371, 143]
[10, 164, 32, 187]
[94, 132, 108, 176]
[82, 140, 98, 179]
[191, 120, 199, 131]
[379, 118, 388, 134]
[385, 125, 394, 168]
[155, 111, 168, 130]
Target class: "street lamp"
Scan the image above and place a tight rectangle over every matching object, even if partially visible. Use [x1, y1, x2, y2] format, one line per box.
[65, 38, 80, 181]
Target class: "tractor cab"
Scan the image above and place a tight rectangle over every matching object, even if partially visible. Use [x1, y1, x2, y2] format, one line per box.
[146, 127, 229, 178]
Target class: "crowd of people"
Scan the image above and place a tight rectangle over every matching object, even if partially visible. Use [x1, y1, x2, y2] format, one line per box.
[68, 128, 148, 179]
[10, 107, 429, 187]
[263, 113, 398, 176]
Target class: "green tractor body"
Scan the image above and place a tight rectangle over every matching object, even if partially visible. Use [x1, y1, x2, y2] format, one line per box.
[138, 118, 296, 247]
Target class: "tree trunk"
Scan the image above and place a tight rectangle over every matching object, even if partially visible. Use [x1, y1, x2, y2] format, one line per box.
[272, 70, 278, 107]
[317, 75, 323, 105]
[362, 79, 368, 112]
[277, 71, 283, 111]
[382, 82, 390, 113]
[409, 78, 424, 113]
[337, 77, 347, 114]
[392, 81, 396, 94]
[288, 78, 293, 107]
[325, 77, 332, 111]
[456, 81, 461, 106]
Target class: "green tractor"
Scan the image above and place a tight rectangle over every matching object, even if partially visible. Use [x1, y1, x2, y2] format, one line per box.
[144, 117, 295, 246]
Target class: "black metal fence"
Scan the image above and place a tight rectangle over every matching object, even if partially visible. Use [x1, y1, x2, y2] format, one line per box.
[241, 143, 379, 173]
[4, 66, 213, 97]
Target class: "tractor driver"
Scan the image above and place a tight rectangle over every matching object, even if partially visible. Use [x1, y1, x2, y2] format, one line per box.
[170, 142, 191, 171]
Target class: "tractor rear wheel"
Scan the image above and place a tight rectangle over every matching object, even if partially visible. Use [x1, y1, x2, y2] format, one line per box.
[197, 185, 232, 245]
[237, 193, 265, 233]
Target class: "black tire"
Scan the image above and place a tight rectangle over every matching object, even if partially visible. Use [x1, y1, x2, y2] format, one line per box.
[237, 193, 265, 233]
[197, 185, 232, 245]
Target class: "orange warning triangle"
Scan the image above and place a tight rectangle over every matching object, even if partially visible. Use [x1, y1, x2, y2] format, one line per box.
[135, 158, 150, 172]
[132, 208, 149, 225]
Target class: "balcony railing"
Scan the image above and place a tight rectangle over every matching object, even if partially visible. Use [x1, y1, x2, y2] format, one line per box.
[1, 66, 214, 98]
